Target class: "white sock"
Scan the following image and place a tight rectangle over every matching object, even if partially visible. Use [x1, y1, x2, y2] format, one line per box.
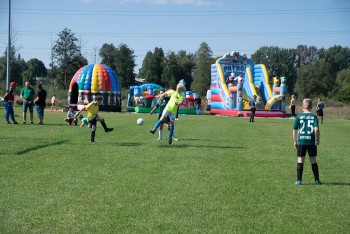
[159, 130, 163, 139]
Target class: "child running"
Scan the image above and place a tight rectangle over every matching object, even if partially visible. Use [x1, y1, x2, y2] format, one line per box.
[149, 89, 178, 141]
[293, 98, 321, 185]
[149, 83, 186, 144]
[86, 97, 113, 143]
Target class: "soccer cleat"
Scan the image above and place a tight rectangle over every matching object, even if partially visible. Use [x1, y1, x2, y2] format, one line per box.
[105, 128, 114, 132]
[172, 137, 178, 141]
[168, 137, 172, 145]
[23, 121, 26, 124]
[315, 180, 322, 185]
[30, 121, 34, 124]
[90, 140, 95, 143]
[156, 138, 162, 140]
[295, 180, 302, 185]
[13, 122, 18, 124]
[6, 122, 11, 124]
[150, 129, 155, 134]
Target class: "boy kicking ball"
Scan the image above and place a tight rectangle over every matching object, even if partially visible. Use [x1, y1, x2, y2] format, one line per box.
[86, 97, 113, 143]
[150, 83, 186, 144]
[293, 99, 321, 185]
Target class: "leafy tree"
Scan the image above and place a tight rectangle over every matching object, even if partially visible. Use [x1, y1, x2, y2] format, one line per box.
[336, 68, 350, 87]
[319, 45, 350, 74]
[99, 43, 117, 72]
[138, 51, 152, 80]
[143, 48, 164, 85]
[251, 46, 318, 95]
[176, 50, 195, 90]
[295, 45, 319, 67]
[22, 58, 47, 85]
[336, 84, 350, 103]
[115, 43, 136, 88]
[294, 59, 334, 98]
[52, 28, 87, 89]
[191, 42, 213, 96]
[334, 68, 350, 103]
[162, 52, 181, 89]
[0, 46, 26, 87]
[251, 46, 281, 77]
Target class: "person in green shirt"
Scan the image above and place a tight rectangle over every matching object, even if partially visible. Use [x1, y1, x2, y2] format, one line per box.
[20, 81, 36, 124]
[86, 97, 113, 143]
[293, 98, 321, 185]
[150, 83, 186, 145]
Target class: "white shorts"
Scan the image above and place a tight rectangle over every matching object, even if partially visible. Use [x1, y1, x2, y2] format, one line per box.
[161, 110, 176, 122]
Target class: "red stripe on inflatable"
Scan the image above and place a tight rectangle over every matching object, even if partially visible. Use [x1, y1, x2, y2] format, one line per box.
[211, 94, 222, 102]
[210, 109, 286, 118]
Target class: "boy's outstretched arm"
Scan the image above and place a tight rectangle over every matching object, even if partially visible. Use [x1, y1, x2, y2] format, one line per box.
[150, 105, 158, 115]
[293, 129, 298, 149]
[315, 127, 320, 145]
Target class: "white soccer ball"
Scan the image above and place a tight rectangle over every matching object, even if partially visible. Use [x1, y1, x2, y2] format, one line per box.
[137, 118, 144, 125]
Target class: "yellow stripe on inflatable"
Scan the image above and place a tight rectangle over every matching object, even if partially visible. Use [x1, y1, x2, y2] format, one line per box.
[247, 67, 258, 97]
[260, 64, 273, 97]
[91, 65, 99, 93]
[216, 63, 229, 96]
[265, 94, 282, 110]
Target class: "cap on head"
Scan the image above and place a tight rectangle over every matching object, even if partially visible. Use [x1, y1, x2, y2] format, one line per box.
[10, 82, 17, 87]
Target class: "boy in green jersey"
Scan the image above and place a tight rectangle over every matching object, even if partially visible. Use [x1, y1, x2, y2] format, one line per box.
[150, 84, 186, 144]
[293, 99, 321, 185]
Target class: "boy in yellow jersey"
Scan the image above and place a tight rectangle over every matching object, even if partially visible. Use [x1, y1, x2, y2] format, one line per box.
[86, 97, 113, 143]
[150, 83, 186, 145]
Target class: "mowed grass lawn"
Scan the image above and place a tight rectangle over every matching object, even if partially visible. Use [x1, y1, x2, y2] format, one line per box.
[1, 106, 349, 233]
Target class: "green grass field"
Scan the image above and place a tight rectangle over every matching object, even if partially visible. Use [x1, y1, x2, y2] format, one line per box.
[1, 106, 350, 233]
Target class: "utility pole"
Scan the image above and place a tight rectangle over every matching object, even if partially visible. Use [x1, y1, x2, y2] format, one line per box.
[6, 0, 11, 89]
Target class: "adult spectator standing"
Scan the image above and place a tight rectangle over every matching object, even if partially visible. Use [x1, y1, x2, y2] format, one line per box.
[194, 95, 202, 115]
[249, 95, 257, 122]
[34, 84, 47, 125]
[289, 95, 296, 119]
[315, 98, 325, 124]
[20, 82, 36, 124]
[3, 82, 19, 124]
[51, 94, 57, 111]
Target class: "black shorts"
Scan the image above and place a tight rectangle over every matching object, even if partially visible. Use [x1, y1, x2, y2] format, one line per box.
[158, 113, 170, 124]
[88, 115, 98, 127]
[317, 109, 323, 117]
[297, 145, 317, 157]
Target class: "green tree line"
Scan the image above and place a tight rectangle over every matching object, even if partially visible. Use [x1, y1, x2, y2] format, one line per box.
[1, 28, 350, 103]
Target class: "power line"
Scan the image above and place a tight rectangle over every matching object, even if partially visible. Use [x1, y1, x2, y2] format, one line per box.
[1, 30, 349, 37]
[0, 7, 349, 16]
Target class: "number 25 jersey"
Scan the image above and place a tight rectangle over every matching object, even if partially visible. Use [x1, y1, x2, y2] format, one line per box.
[293, 113, 319, 145]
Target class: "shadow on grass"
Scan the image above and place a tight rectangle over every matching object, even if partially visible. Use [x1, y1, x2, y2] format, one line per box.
[180, 138, 235, 143]
[158, 144, 244, 149]
[15, 140, 69, 155]
[114, 142, 145, 147]
[322, 182, 350, 186]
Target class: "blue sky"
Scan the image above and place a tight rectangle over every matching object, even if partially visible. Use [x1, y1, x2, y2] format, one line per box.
[0, 0, 349, 73]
